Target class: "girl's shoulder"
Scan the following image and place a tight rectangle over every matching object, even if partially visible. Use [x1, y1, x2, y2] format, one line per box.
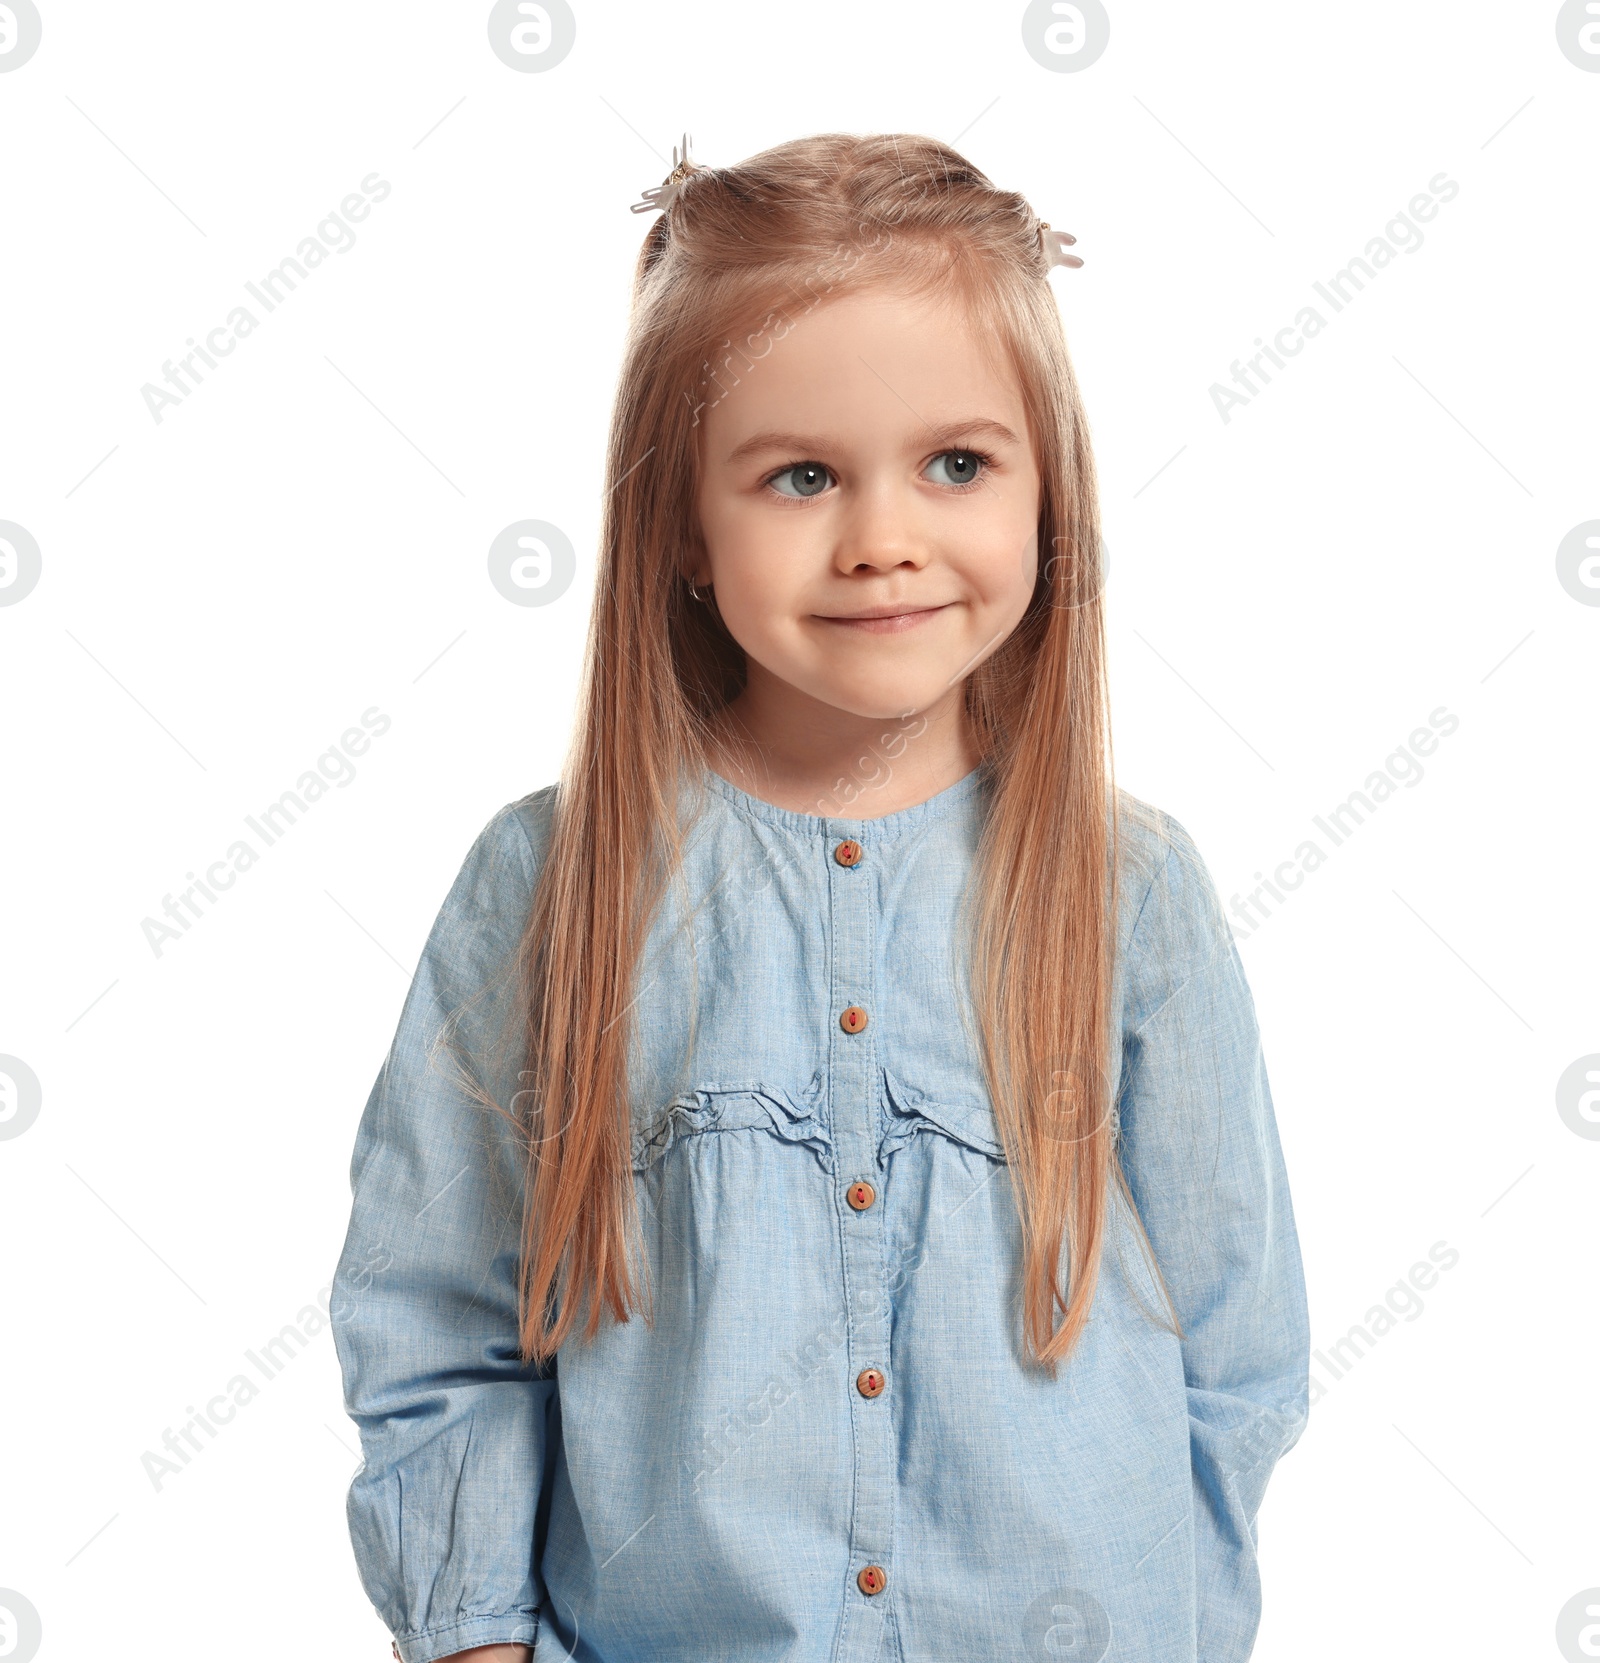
[501, 780, 562, 866]
[1112, 786, 1236, 989]
[429, 784, 560, 935]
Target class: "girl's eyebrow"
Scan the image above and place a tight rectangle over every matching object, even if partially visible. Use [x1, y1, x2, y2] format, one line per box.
[722, 416, 1022, 466]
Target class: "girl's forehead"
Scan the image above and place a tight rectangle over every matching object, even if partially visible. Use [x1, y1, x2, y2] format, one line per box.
[697, 284, 1027, 444]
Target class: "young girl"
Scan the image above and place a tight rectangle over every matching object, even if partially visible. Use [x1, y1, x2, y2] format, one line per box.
[332, 131, 1310, 1663]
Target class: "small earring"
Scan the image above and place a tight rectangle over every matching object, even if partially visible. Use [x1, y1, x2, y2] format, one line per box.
[688, 577, 708, 602]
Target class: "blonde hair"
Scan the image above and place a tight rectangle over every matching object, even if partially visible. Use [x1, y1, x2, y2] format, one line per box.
[479, 131, 1182, 1371]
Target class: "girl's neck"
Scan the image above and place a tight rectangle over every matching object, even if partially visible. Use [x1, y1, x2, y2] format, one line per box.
[704, 678, 982, 820]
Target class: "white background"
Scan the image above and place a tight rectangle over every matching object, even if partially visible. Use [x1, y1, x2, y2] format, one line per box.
[1, 2, 1596, 1659]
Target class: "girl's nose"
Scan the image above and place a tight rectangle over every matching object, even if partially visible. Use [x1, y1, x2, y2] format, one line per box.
[832, 482, 929, 575]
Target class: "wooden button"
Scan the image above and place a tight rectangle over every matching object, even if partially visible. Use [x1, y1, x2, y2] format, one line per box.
[840, 1004, 868, 1034]
[857, 1564, 887, 1596]
[856, 1367, 885, 1399]
[834, 838, 863, 867]
[845, 1179, 876, 1211]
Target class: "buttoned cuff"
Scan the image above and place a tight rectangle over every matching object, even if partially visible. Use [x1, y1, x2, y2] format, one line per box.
[391, 1609, 539, 1663]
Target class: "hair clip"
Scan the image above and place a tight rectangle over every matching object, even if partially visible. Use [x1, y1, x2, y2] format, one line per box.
[1038, 221, 1085, 271]
[630, 131, 700, 216]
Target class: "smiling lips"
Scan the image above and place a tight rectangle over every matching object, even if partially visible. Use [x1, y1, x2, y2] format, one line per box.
[814, 603, 952, 635]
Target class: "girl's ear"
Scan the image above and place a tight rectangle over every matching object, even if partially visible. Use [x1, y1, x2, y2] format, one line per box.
[685, 512, 711, 587]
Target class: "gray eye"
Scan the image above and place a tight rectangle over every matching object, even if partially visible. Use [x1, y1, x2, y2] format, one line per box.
[769, 462, 832, 499]
[925, 449, 985, 486]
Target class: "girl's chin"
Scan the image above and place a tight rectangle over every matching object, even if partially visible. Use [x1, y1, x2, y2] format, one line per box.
[795, 681, 950, 723]
[736, 656, 960, 724]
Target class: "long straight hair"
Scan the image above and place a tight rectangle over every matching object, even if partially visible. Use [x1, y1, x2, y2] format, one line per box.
[476, 132, 1182, 1372]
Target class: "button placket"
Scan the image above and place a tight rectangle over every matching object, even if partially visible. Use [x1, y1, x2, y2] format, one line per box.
[826, 820, 894, 1652]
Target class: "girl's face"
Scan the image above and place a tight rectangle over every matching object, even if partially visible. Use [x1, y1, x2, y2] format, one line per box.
[691, 282, 1042, 725]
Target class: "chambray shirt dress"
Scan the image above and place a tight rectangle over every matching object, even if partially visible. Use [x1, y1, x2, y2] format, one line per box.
[331, 763, 1310, 1663]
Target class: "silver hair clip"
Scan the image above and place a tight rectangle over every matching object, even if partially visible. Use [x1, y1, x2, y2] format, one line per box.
[630, 131, 699, 216]
[1038, 221, 1085, 271]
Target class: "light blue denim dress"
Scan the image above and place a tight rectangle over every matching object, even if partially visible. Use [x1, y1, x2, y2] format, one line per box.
[331, 763, 1310, 1663]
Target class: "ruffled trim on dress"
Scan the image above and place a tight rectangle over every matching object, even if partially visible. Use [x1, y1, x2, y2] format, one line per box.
[632, 1069, 833, 1174]
[877, 1068, 1009, 1166]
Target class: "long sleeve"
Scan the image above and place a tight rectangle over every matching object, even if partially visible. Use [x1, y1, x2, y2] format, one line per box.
[1115, 811, 1311, 1663]
[330, 799, 555, 1663]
